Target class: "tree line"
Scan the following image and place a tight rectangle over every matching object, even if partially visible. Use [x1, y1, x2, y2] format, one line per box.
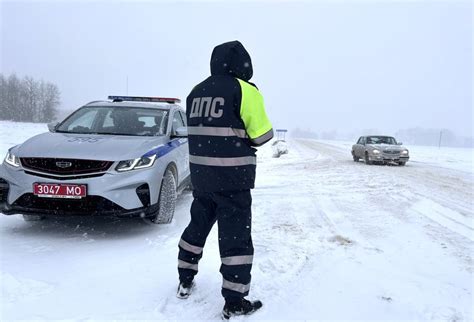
[0, 73, 60, 123]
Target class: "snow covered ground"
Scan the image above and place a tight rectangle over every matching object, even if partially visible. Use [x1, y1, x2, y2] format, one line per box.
[0, 121, 48, 162]
[0, 121, 473, 320]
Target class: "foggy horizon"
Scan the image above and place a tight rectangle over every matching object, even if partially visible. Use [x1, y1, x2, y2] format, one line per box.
[1, 0, 472, 138]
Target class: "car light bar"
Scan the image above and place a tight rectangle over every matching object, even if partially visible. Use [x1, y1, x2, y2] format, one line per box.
[108, 96, 181, 104]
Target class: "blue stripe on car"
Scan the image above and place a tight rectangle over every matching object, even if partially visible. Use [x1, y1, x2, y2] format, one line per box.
[143, 138, 187, 158]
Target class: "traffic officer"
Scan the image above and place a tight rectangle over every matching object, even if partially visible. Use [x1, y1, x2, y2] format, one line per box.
[177, 40, 273, 319]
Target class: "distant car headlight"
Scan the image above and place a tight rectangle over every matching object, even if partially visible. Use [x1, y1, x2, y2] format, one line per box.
[4, 151, 20, 167]
[401, 150, 409, 154]
[116, 155, 157, 172]
[372, 149, 380, 154]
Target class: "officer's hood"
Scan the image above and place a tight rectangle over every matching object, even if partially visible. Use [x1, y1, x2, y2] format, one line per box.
[210, 41, 253, 81]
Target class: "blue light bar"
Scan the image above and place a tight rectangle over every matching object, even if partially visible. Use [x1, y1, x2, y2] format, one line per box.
[108, 96, 181, 104]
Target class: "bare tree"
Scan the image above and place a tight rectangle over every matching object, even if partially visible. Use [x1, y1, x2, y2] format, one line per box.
[0, 74, 7, 119]
[5, 74, 22, 121]
[21, 76, 39, 122]
[41, 82, 60, 122]
[0, 73, 60, 122]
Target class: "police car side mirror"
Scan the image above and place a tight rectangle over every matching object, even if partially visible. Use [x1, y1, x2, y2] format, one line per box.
[48, 122, 59, 132]
[172, 126, 188, 138]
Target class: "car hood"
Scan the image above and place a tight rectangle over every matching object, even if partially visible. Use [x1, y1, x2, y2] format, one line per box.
[13, 132, 170, 161]
[367, 144, 407, 151]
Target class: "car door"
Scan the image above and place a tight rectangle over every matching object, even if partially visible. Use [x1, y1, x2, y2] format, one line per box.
[355, 137, 364, 157]
[360, 137, 367, 157]
[170, 110, 189, 185]
[179, 110, 190, 180]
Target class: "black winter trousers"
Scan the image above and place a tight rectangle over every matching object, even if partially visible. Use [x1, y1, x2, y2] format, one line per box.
[178, 189, 254, 300]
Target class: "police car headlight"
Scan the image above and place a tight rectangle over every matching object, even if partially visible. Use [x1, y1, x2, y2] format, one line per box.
[116, 155, 157, 172]
[401, 150, 409, 155]
[372, 149, 380, 154]
[5, 151, 20, 167]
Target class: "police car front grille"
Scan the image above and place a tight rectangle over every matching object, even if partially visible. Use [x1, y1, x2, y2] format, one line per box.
[20, 158, 113, 176]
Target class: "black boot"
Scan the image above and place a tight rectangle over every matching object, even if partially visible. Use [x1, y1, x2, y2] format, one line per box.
[222, 298, 263, 319]
[176, 280, 194, 299]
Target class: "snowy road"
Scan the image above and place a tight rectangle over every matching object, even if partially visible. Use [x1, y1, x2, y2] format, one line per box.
[1, 135, 472, 320]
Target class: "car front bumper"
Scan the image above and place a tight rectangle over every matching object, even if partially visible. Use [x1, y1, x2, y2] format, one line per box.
[0, 161, 166, 217]
[1, 194, 159, 217]
[369, 153, 409, 163]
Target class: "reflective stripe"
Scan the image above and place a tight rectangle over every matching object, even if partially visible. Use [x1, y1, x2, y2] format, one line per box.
[179, 239, 203, 254]
[178, 259, 198, 271]
[189, 155, 256, 167]
[222, 279, 251, 294]
[251, 128, 274, 146]
[221, 255, 254, 266]
[187, 126, 248, 139]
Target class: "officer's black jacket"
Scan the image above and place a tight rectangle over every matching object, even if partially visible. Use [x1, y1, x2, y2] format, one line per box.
[186, 41, 273, 192]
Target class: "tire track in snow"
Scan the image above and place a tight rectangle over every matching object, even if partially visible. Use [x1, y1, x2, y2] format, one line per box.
[295, 139, 473, 241]
[261, 139, 473, 320]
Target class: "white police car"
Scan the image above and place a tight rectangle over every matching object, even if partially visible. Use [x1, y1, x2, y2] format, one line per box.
[0, 96, 190, 223]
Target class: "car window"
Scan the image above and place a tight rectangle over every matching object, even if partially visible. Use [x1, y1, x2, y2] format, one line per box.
[64, 109, 98, 132]
[57, 106, 169, 136]
[138, 116, 156, 127]
[171, 111, 185, 134]
[103, 111, 114, 127]
[179, 111, 187, 126]
[357, 137, 363, 144]
[387, 137, 397, 145]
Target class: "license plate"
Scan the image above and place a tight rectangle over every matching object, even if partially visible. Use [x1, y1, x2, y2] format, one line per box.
[33, 183, 87, 199]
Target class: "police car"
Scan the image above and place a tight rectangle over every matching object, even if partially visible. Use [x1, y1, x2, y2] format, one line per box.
[0, 96, 190, 223]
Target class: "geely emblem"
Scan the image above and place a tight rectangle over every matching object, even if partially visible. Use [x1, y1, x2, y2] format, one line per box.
[56, 161, 72, 168]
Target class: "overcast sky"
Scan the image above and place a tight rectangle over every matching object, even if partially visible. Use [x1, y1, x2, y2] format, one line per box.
[1, 0, 472, 137]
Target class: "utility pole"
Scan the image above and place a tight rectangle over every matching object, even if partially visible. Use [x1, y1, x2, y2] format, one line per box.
[438, 130, 443, 149]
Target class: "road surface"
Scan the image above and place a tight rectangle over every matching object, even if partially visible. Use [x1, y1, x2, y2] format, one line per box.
[1, 139, 472, 320]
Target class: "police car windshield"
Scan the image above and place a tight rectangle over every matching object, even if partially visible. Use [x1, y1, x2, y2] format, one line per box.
[56, 106, 169, 136]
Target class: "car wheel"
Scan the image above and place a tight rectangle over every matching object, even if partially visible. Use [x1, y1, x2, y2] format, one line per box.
[147, 168, 177, 224]
[22, 215, 45, 222]
[398, 162, 406, 166]
[352, 151, 359, 162]
[364, 152, 372, 165]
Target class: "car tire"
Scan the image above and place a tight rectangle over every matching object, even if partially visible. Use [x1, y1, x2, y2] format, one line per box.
[364, 152, 372, 165]
[398, 162, 406, 166]
[352, 151, 359, 162]
[147, 168, 177, 224]
[22, 215, 45, 222]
